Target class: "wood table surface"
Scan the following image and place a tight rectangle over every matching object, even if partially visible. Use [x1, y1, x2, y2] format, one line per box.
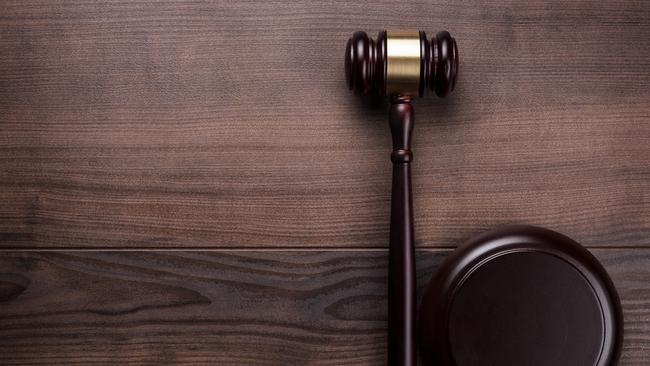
[1, 0, 648, 364]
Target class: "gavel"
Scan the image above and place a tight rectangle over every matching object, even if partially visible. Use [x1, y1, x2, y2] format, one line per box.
[345, 29, 622, 366]
[345, 29, 458, 366]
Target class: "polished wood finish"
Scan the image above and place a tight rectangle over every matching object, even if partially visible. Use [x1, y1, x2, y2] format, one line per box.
[0, 249, 648, 365]
[353, 30, 457, 360]
[345, 30, 458, 97]
[419, 226, 623, 366]
[348, 27, 458, 364]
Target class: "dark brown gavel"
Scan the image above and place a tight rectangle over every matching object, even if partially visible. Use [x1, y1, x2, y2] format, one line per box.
[345, 30, 458, 366]
[345, 29, 624, 366]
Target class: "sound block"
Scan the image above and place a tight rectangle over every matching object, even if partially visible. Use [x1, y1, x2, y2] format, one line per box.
[419, 226, 622, 366]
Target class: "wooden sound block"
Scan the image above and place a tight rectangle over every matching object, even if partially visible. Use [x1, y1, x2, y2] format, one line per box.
[419, 226, 623, 366]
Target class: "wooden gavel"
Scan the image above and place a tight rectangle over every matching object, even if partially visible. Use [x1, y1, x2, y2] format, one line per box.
[345, 29, 458, 366]
[345, 29, 625, 366]
[345, 29, 624, 366]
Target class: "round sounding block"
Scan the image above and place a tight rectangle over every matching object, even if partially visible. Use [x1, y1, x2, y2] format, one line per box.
[418, 226, 622, 366]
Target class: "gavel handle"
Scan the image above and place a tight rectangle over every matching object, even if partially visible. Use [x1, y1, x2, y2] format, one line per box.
[388, 97, 416, 366]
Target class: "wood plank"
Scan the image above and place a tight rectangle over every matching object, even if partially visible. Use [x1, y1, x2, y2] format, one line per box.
[0, 1, 648, 248]
[0, 249, 647, 365]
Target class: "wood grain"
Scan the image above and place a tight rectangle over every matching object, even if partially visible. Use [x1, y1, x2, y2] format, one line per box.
[0, 0, 648, 248]
[1, 2, 648, 364]
[0, 249, 646, 365]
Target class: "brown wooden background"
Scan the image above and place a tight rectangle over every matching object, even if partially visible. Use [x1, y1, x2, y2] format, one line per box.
[1, 0, 649, 364]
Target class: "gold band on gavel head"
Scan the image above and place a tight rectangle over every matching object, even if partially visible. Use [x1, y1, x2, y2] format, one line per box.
[385, 30, 422, 97]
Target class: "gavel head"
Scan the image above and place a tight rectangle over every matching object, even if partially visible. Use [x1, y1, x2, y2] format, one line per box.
[345, 30, 458, 98]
